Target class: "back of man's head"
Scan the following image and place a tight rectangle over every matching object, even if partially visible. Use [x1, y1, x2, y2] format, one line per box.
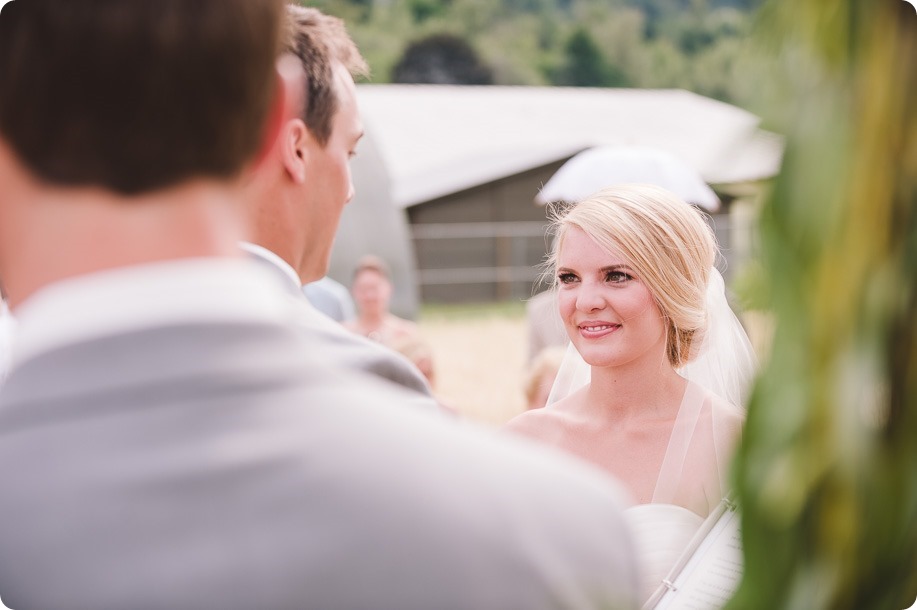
[0, 0, 285, 195]
[284, 5, 367, 147]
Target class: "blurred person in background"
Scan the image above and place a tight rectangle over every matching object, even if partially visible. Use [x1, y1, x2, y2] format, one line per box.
[523, 345, 567, 410]
[526, 288, 569, 362]
[391, 334, 436, 388]
[390, 332, 461, 416]
[504, 184, 757, 604]
[302, 274, 355, 322]
[345, 254, 422, 348]
[240, 4, 431, 398]
[0, 2, 642, 608]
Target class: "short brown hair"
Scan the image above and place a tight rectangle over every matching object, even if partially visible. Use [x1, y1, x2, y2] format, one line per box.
[352, 255, 391, 282]
[284, 5, 368, 146]
[0, 0, 285, 194]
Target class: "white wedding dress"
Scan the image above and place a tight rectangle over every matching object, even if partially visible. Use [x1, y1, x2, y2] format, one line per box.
[506, 377, 744, 606]
[625, 504, 704, 605]
[623, 380, 742, 605]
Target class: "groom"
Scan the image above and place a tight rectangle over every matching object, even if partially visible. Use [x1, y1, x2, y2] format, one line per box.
[0, 1, 639, 608]
[239, 4, 433, 401]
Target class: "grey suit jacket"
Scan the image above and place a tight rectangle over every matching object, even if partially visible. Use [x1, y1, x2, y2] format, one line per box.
[0, 318, 639, 609]
[244, 244, 434, 400]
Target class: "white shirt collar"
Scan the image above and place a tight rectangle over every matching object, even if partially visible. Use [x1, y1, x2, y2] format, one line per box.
[238, 242, 302, 293]
[12, 257, 294, 367]
[0, 299, 15, 382]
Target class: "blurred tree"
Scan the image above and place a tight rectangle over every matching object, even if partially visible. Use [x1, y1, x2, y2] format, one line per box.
[407, 0, 446, 23]
[727, 1, 917, 608]
[316, 0, 762, 96]
[677, 21, 716, 54]
[391, 33, 494, 84]
[351, 0, 373, 20]
[481, 15, 555, 85]
[549, 27, 630, 87]
[502, 0, 549, 11]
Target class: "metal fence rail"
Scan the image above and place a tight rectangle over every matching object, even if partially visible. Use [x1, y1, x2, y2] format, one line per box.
[411, 221, 549, 300]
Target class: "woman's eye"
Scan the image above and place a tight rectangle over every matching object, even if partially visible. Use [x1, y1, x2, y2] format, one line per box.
[557, 272, 578, 285]
[606, 271, 632, 283]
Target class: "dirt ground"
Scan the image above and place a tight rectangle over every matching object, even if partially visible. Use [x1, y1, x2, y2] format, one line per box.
[418, 310, 530, 427]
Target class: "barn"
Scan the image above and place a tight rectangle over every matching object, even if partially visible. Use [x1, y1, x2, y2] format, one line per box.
[331, 84, 783, 315]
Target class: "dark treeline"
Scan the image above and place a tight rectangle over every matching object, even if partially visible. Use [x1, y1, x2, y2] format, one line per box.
[301, 0, 765, 107]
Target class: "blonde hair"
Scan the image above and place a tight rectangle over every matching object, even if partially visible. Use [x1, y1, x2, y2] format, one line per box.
[546, 184, 717, 368]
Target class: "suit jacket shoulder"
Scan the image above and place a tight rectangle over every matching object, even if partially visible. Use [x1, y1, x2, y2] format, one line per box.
[0, 320, 638, 609]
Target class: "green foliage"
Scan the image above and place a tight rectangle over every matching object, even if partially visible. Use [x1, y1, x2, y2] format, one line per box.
[731, 259, 770, 312]
[727, 1, 917, 608]
[548, 27, 630, 87]
[407, 0, 447, 24]
[501, 0, 551, 12]
[312, 0, 763, 106]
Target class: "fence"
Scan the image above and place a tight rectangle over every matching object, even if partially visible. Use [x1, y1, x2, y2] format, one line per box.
[410, 221, 550, 302]
[410, 209, 745, 303]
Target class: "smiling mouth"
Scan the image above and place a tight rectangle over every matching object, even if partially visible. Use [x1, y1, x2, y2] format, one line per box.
[579, 323, 621, 332]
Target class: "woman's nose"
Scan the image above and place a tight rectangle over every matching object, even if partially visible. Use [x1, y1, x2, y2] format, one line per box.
[575, 282, 605, 312]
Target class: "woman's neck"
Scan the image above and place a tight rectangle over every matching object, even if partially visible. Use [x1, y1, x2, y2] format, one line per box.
[358, 310, 387, 330]
[583, 356, 687, 423]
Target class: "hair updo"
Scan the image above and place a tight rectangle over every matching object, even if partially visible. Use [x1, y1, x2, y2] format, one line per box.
[547, 184, 717, 368]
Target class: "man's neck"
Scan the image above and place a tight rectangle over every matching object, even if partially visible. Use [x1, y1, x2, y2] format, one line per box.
[2, 178, 243, 309]
[239, 175, 310, 287]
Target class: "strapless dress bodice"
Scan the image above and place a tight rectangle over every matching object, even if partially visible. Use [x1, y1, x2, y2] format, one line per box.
[624, 504, 704, 605]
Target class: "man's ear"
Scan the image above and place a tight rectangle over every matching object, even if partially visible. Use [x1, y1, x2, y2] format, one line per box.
[249, 54, 306, 173]
[281, 119, 310, 184]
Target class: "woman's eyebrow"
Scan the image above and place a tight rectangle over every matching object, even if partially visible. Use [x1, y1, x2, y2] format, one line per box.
[600, 264, 634, 273]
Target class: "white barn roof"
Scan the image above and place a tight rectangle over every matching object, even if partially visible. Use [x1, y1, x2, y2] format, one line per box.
[356, 84, 783, 209]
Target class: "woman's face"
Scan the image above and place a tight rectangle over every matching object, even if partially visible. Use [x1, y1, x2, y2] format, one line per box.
[352, 269, 391, 317]
[555, 226, 668, 370]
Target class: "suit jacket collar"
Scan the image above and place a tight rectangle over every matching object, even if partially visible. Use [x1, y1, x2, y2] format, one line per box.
[11, 257, 294, 370]
[238, 242, 303, 297]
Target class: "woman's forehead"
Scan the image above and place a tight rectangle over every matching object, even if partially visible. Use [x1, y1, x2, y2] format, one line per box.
[557, 226, 629, 266]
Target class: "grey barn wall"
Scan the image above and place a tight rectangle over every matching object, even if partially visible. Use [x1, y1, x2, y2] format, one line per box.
[407, 158, 568, 304]
[407, 161, 738, 305]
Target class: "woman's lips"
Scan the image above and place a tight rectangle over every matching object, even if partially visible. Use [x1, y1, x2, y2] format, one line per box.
[577, 322, 621, 339]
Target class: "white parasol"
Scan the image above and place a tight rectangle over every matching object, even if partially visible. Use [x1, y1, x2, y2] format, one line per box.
[536, 146, 721, 211]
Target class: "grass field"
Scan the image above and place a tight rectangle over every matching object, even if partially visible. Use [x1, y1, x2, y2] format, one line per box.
[418, 301, 531, 427]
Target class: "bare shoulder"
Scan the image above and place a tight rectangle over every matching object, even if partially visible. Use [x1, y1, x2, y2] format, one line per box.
[702, 388, 745, 441]
[504, 406, 556, 435]
[503, 392, 583, 440]
[709, 391, 744, 421]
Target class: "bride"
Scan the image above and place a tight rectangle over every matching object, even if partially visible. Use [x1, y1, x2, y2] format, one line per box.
[504, 184, 756, 604]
